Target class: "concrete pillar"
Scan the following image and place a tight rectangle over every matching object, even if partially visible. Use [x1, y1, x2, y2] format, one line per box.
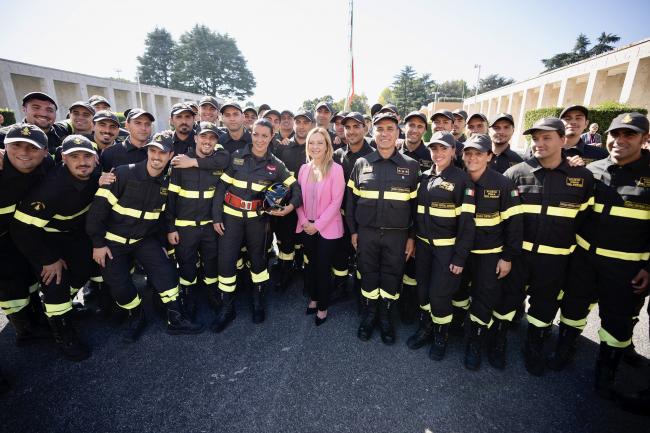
[582, 71, 598, 106]
[536, 84, 545, 108]
[516, 89, 529, 134]
[0, 70, 20, 116]
[506, 93, 514, 113]
[43, 78, 61, 117]
[619, 57, 641, 104]
[106, 87, 117, 109]
[78, 83, 88, 101]
[487, 98, 493, 117]
[496, 96, 502, 114]
[129, 90, 138, 109]
[556, 77, 568, 107]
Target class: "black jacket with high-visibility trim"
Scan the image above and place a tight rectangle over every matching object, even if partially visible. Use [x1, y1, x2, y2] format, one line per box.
[470, 168, 523, 260]
[415, 164, 476, 267]
[11, 165, 98, 266]
[99, 137, 148, 172]
[166, 146, 230, 231]
[579, 151, 650, 271]
[0, 154, 54, 235]
[564, 137, 609, 166]
[212, 144, 302, 223]
[219, 128, 252, 156]
[333, 141, 374, 213]
[504, 157, 594, 255]
[490, 145, 524, 174]
[345, 149, 420, 235]
[400, 140, 432, 173]
[273, 137, 306, 177]
[86, 160, 169, 248]
[173, 131, 195, 156]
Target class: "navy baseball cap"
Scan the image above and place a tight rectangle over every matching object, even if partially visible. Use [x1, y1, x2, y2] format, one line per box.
[489, 113, 514, 127]
[462, 134, 492, 153]
[605, 112, 649, 134]
[61, 134, 97, 155]
[404, 111, 428, 125]
[294, 110, 314, 123]
[127, 108, 155, 122]
[523, 117, 565, 135]
[145, 130, 174, 152]
[197, 121, 221, 137]
[427, 131, 456, 148]
[220, 101, 243, 114]
[342, 112, 365, 126]
[3, 123, 48, 149]
[22, 92, 57, 110]
[430, 110, 454, 122]
[93, 110, 120, 125]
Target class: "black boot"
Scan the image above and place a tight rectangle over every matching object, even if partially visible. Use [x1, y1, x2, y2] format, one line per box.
[252, 284, 266, 324]
[357, 298, 377, 341]
[6, 307, 51, 347]
[122, 304, 147, 343]
[27, 291, 48, 327]
[378, 299, 395, 345]
[509, 302, 525, 330]
[407, 312, 434, 350]
[47, 312, 90, 361]
[274, 260, 293, 293]
[547, 323, 581, 371]
[487, 319, 508, 370]
[82, 281, 99, 305]
[523, 324, 549, 377]
[166, 301, 204, 335]
[465, 321, 486, 371]
[206, 287, 222, 312]
[330, 275, 349, 304]
[429, 324, 449, 361]
[399, 285, 417, 325]
[179, 285, 197, 321]
[449, 305, 467, 336]
[211, 292, 236, 333]
[595, 342, 623, 400]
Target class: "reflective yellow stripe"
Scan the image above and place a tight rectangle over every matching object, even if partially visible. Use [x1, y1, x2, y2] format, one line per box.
[493, 310, 516, 321]
[595, 248, 649, 261]
[90, 275, 103, 283]
[219, 275, 236, 284]
[105, 231, 141, 244]
[53, 204, 90, 220]
[522, 204, 542, 214]
[44, 301, 72, 317]
[118, 295, 141, 310]
[43, 227, 62, 233]
[278, 250, 295, 261]
[500, 204, 522, 220]
[357, 190, 379, 199]
[429, 207, 456, 218]
[431, 314, 453, 324]
[159, 286, 179, 303]
[580, 197, 594, 210]
[416, 235, 429, 244]
[175, 219, 212, 227]
[179, 277, 197, 286]
[355, 270, 361, 280]
[609, 206, 650, 220]
[0, 204, 16, 215]
[221, 173, 234, 184]
[452, 298, 470, 308]
[576, 234, 590, 250]
[250, 269, 269, 283]
[219, 281, 237, 292]
[419, 304, 431, 312]
[557, 289, 564, 300]
[361, 288, 380, 300]
[471, 246, 503, 254]
[527, 314, 552, 328]
[13, 210, 48, 227]
[0, 297, 30, 314]
[332, 267, 348, 277]
[598, 327, 631, 348]
[95, 188, 118, 205]
[560, 315, 587, 330]
[283, 175, 296, 187]
[347, 179, 355, 189]
[379, 289, 399, 300]
[203, 276, 218, 285]
[232, 178, 249, 189]
[178, 189, 200, 199]
[474, 215, 501, 226]
[434, 238, 455, 246]
[383, 191, 410, 201]
[546, 206, 579, 218]
[470, 314, 493, 327]
[402, 274, 417, 286]
[522, 241, 575, 255]
[459, 203, 475, 214]
[222, 205, 259, 219]
[168, 182, 181, 193]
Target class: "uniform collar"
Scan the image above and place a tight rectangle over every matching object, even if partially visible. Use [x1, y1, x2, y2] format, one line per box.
[366, 148, 402, 163]
[528, 156, 570, 174]
[223, 128, 249, 144]
[124, 137, 146, 152]
[241, 143, 273, 161]
[62, 164, 92, 191]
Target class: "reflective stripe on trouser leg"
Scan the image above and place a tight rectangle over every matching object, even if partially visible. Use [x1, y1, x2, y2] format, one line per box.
[0, 296, 30, 315]
[44, 300, 73, 317]
[218, 213, 246, 292]
[467, 253, 500, 327]
[524, 252, 569, 328]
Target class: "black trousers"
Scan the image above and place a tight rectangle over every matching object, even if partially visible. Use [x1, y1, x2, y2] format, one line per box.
[415, 239, 462, 324]
[272, 212, 299, 263]
[302, 232, 338, 311]
[332, 213, 353, 279]
[0, 233, 37, 315]
[101, 236, 179, 309]
[561, 246, 644, 348]
[175, 224, 218, 290]
[356, 227, 408, 301]
[455, 253, 501, 326]
[218, 212, 270, 293]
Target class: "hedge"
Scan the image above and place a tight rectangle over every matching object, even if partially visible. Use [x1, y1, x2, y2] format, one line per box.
[522, 102, 648, 151]
[114, 112, 126, 128]
[0, 108, 16, 127]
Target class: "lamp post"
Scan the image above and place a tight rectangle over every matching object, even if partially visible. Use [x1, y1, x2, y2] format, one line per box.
[474, 64, 481, 104]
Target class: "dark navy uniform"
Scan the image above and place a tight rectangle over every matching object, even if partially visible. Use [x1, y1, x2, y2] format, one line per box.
[100, 137, 147, 172]
[564, 137, 609, 166]
[490, 146, 523, 174]
[219, 128, 252, 156]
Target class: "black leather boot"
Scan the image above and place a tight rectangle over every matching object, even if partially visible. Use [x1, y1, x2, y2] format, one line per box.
[523, 324, 549, 377]
[464, 321, 486, 371]
[330, 275, 349, 304]
[487, 319, 508, 370]
[595, 342, 624, 400]
[7, 307, 51, 347]
[122, 304, 147, 343]
[429, 324, 449, 361]
[47, 312, 91, 361]
[547, 322, 581, 371]
[357, 298, 377, 341]
[211, 292, 236, 333]
[449, 305, 467, 336]
[252, 284, 266, 324]
[274, 260, 293, 293]
[407, 312, 433, 350]
[378, 299, 395, 345]
[166, 301, 204, 335]
[179, 285, 197, 321]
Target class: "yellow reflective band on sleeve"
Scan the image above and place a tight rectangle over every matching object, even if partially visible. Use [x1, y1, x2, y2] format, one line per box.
[0, 204, 16, 215]
[409, 189, 418, 199]
[105, 232, 141, 245]
[278, 250, 295, 261]
[417, 205, 425, 215]
[159, 286, 179, 303]
[546, 206, 579, 218]
[250, 269, 270, 283]
[593, 202, 604, 213]
[595, 248, 650, 262]
[383, 191, 410, 201]
[471, 246, 503, 254]
[231, 178, 249, 189]
[452, 298, 470, 309]
[357, 190, 379, 199]
[13, 210, 48, 227]
[203, 276, 218, 285]
[178, 189, 200, 199]
[579, 197, 594, 211]
[250, 182, 266, 192]
[557, 290, 564, 300]
[70, 286, 81, 296]
[53, 204, 90, 220]
[219, 275, 236, 284]
[44, 301, 73, 318]
[458, 203, 475, 214]
[522, 204, 542, 214]
[420, 304, 431, 312]
[522, 241, 575, 255]
[283, 175, 296, 187]
[347, 179, 355, 189]
[179, 277, 197, 286]
[0, 296, 30, 315]
[500, 204, 522, 220]
[429, 207, 457, 218]
[430, 314, 453, 324]
[361, 288, 380, 300]
[175, 219, 212, 227]
[598, 327, 632, 348]
[332, 267, 348, 277]
[112, 203, 140, 218]
[90, 275, 103, 283]
[470, 314, 493, 327]
[433, 238, 456, 246]
[118, 295, 142, 310]
[609, 206, 650, 220]
[379, 289, 400, 300]
[95, 188, 118, 206]
[221, 173, 234, 184]
[416, 235, 430, 244]
[168, 182, 181, 193]
[493, 310, 516, 321]
[402, 274, 417, 286]
[474, 215, 502, 226]
[526, 314, 552, 328]
[356, 270, 361, 280]
[560, 314, 587, 330]
[576, 234, 590, 250]
[303, 254, 309, 265]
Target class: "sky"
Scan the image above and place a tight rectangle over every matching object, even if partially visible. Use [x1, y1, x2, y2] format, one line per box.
[1, 0, 649, 111]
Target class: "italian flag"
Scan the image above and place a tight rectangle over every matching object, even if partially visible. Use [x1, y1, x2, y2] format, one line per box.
[465, 188, 474, 197]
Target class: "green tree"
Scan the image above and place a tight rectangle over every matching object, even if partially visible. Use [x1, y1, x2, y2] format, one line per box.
[436, 79, 471, 98]
[333, 94, 369, 114]
[573, 33, 591, 57]
[541, 32, 620, 72]
[378, 87, 394, 106]
[478, 74, 515, 93]
[300, 95, 334, 112]
[137, 27, 176, 88]
[590, 32, 621, 56]
[171, 24, 256, 98]
[391, 66, 436, 115]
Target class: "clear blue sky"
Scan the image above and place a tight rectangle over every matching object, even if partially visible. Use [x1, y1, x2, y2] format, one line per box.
[1, 0, 648, 111]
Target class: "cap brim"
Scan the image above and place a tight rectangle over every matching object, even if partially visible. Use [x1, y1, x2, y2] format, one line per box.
[93, 116, 119, 125]
[462, 143, 488, 152]
[489, 116, 514, 127]
[294, 114, 313, 122]
[198, 129, 219, 136]
[61, 147, 97, 155]
[130, 112, 155, 122]
[220, 104, 242, 114]
[69, 104, 94, 113]
[605, 124, 646, 134]
[145, 143, 170, 151]
[3, 136, 45, 150]
[427, 140, 453, 147]
[560, 106, 589, 119]
[404, 114, 427, 124]
[200, 102, 219, 109]
[523, 126, 559, 135]
[430, 113, 453, 121]
[342, 117, 364, 125]
[171, 109, 194, 116]
[23, 92, 58, 110]
[315, 104, 331, 112]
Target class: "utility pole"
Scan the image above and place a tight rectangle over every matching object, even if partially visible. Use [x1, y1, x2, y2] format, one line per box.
[474, 64, 481, 104]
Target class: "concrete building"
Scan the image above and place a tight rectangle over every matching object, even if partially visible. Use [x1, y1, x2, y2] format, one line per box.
[0, 58, 209, 131]
[463, 38, 650, 148]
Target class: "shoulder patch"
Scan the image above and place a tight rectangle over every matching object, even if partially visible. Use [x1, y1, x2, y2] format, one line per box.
[483, 189, 500, 199]
[397, 167, 410, 176]
[465, 188, 475, 197]
[565, 177, 584, 188]
[233, 158, 244, 166]
[438, 181, 455, 192]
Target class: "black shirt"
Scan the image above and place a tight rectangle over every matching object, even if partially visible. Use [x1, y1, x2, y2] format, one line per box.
[400, 140, 432, 172]
[99, 137, 148, 172]
[219, 128, 252, 156]
[564, 137, 609, 166]
[491, 145, 524, 174]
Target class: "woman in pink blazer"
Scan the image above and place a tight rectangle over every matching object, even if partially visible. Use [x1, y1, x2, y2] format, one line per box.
[296, 127, 345, 325]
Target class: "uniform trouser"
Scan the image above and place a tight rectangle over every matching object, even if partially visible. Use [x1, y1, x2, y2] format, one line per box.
[332, 213, 353, 279]
[415, 239, 462, 324]
[272, 212, 299, 263]
[101, 237, 179, 309]
[357, 227, 408, 301]
[218, 213, 270, 293]
[175, 224, 218, 291]
[455, 253, 501, 326]
[302, 232, 338, 311]
[0, 233, 38, 315]
[503, 250, 569, 328]
[36, 234, 95, 317]
[561, 246, 644, 348]
[402, 256, 417, 295]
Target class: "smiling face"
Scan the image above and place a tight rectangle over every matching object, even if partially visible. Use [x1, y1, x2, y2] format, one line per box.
[146, 146, 173, 173]
[23, 99, 56, 131]
[199, 104, 219, 123]
[467, 118, 488, 135]
[373, 119, 399, 151]
[315, 107, 331, 128]
[251, 123, 273, 157]
[243, 111, 257, 129]
[344, 120, 365, 147]
[127, 117, 153, 145]
[462, 147, 491, 175]
[264, 113, 281, 133]
[561, 110, 588, 139]
[307, 131, 327, 162]
[62, 151, 96, 180]
[70, 107, 94, 133]
[195, 132, 218, 158]
[452, 114, 466, 137]
[280, 113, 294, 130]
[405, 117, 427, 146]
[6, 141, 47, 173]
[609, 129, 648, 165]
[294, 117, 314, 141]
[432, 115, 453, 132]
[531, 130, 563, 161]
[489, 120, 514, 146]
[94, 120, 120, 147]
[428, 143, 454, 171]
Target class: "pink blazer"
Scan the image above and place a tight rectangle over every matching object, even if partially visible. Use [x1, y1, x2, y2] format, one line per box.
[295, 162, 345, 239]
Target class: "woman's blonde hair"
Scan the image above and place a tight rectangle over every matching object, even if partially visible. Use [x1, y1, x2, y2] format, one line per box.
[306, 127, 334, 180]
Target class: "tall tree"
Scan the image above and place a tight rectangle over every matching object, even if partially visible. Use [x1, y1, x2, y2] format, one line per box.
[573, 33, 591, 57]
[541, 31, 620, 72]
[300, 95, 334, 112]
[436, 79, 471, 99]
[171, 24, 256, 98]
[478, 74, 515, 93]
[391, 66, 436, 116]
[333, 94, 369, 114]
[377, 87, 394, 106]
[137, 27, 176, 88]
[590, 32, 621, 56]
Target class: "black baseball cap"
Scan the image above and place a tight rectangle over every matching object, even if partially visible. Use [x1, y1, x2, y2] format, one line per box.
[370, 103, 383, 117]
[342, 112, 365, 126]
[427, 131, 456, 148]
[197, 121, 221, 137]
[379, 104, 398, 115]
[280, 109, 294, 118]
[467, 113, 488, 123]
[126, 108, 155, 122]
[605, 112, 649, 134]
[220, 101, 243, 114]
[523, 117, 565, 135]
[331, 111, 348, 122]
[452, 109, 468, 121]
[404, 111, 427, 125]
[262, 109, 281, 119]
[22, 92, 57, 110]
[243, 107, 258, 116]
[258, 103, 271, 112]
[3, 123, 48, 149]
[69, 100, 95, 115]
[489, 113, 515, 127]
[462, 134, 492, 153]
[560, 105, 589, 119]
[430, 110, 454, 122]
[88, 95, 110, 108]
[294, 110, 314, 123]
[315, 101, 333, 113]
[372, 112, 399, 125]
[61, 134, 97, 155]
[93, 110, 120, 125]
[187, 102, 199, 113]
[199, 96, 220, 109]
[170, 103, 194, 117]
[145, 130, 174, 152]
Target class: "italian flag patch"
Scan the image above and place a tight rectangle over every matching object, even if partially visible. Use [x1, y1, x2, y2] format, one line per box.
[511, 190, 519, 197]
[465, 188, 474, 197]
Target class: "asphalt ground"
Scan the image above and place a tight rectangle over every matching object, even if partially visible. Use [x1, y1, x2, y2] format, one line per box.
[0, 271, 648, 433]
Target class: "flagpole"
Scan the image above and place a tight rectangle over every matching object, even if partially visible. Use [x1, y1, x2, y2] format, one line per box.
[344, 0, 354, 112]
